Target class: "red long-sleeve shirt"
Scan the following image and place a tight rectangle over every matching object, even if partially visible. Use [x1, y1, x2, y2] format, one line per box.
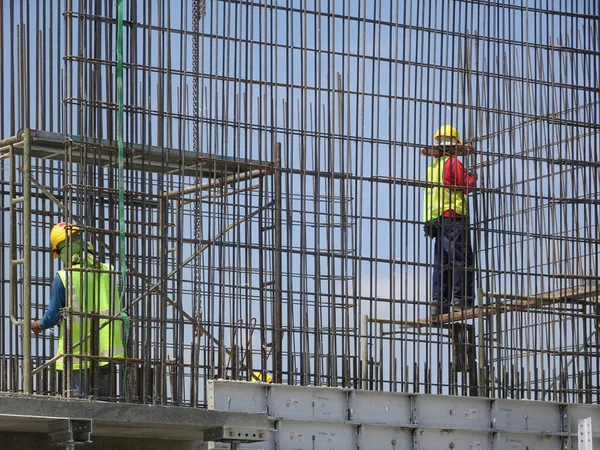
[437, 156, 476, 218]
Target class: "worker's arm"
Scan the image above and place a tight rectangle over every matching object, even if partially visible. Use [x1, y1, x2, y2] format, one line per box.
[33, 273, 66, 333]
[444, 157, 476, 192]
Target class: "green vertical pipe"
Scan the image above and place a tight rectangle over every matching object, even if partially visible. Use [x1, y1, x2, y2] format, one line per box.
[116, 0, 125, 291]
[116, 0, 128, 398]
[23, 128, 32, 394]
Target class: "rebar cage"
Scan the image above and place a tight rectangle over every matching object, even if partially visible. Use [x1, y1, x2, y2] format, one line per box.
[1, 0, 599, 406]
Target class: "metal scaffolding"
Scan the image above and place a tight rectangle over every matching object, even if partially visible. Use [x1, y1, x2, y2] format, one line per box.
[0, 0, 599, 406]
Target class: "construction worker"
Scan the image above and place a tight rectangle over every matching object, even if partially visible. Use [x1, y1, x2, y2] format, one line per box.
[31, 222, 124, 398]
[423, 125, 477, 317]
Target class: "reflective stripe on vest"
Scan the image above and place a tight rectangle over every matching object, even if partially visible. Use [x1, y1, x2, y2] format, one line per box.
[423, 155, 468, 222]
[56, 263, 124, 370]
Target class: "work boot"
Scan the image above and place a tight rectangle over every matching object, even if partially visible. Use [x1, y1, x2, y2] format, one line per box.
[450, 302, 475, 316]
[429, 303, 450, 317]
[449, 304, 462, 317]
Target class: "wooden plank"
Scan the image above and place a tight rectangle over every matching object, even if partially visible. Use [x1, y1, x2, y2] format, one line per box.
[417, 305, 498, 327]
[388, 284, 600, 329]
[420, 143, 476, 156]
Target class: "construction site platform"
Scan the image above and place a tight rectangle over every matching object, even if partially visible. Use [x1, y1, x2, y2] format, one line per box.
[418, 284, 600, 327]
[0, 394, 271, 450]
[368, 284, 600, 329]
[0, 129, 272, 178]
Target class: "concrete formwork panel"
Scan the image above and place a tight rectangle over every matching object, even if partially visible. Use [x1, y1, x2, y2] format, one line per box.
[491, 399, 564, 433]
[357, 425, 412, 449]
[268, 385, 349, 422]
[416, 395, 491, 430]
[349, 390, 412, 425]
[275, 420, 355, 450]
[207, 381, 268, 414]
[207, 381, 595, 449]
[418, 429, 491, 450]
[494, 433, 564, 450]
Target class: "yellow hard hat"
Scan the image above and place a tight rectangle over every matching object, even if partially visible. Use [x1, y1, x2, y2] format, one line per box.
[50, 222, 81, 259]
[252, 371, 273, 384]
[434, 125, 462, 144]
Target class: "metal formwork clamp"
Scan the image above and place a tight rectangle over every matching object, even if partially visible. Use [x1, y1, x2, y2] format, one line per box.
[578, 417, 593, 450]
[48, 418, 93, 448]
[204, 426, 271, 444]
[410, 395, 421, 450]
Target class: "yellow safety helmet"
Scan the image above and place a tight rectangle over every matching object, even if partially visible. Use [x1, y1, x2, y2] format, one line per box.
[251, 371, 273, 384]
[434, 125, 462, 145]
[50, 222, 81, 259]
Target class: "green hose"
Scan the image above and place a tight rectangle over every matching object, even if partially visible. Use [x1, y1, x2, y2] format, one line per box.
[116, 0, 129, 399]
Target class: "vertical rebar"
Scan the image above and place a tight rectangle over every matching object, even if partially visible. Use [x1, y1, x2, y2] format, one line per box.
[273, 142, 283, 383]
[0, 0, 598, 406]
[361, 314, 368, 390]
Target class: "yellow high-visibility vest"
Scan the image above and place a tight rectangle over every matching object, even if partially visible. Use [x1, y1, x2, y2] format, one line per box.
[423, 156, 468, 222]
[56, 262, 124, 370]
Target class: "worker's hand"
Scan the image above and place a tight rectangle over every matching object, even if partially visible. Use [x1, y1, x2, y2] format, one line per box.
[468, 169, 478, 181]
[31, 319, 43, 335]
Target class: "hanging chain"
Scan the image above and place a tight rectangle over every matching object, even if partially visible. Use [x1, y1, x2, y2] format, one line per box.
[192, 0, 200, 154]
[192, 0, 204, 313]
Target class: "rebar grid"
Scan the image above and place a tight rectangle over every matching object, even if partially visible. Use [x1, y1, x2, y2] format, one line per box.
[1, 0, 599, 405]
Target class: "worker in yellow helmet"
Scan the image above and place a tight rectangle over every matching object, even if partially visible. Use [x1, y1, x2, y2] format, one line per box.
[423, 126, 477, 317]
[32, 222, 124, 398]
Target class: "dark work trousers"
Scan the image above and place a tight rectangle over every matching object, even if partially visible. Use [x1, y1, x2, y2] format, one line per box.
[431, 216, 475, 309]
[69, 364, 111, 399]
